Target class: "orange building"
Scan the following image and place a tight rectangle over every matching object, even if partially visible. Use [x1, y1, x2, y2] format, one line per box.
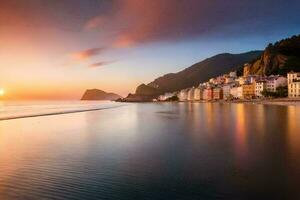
[242, 83, 255, 99]
[203, 87, 213, 101]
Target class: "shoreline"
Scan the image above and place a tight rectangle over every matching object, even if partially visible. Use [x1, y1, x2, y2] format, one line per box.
[117, 95, 300, 107]
[179, 98, 300, 106]
[119, 98, 300, 106]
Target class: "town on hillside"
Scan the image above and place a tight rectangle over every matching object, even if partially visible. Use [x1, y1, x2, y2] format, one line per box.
[157, 64, 300, 102]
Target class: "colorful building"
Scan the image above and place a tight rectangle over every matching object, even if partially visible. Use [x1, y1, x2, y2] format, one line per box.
[255, 80, 266, 97]
[230, 86, 239, 99]
[266, 75, 287, 92]
[203, 87, 213, 101]
[178, 89, 188, 101]
[288, 72, 300, 98]
[237, 86, 243, 99]
[158, 92, 177, 101]
[223, 83, 236, 100]
[194, 87, 204, 100]
[242, 83, 255, 99]
[213, 87, 223, 100]
[187, 88, 195, 101]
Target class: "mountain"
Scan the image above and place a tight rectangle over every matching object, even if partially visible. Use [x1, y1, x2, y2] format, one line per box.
[146, 51, 262, 93]
[245, 34, 300, 75]
[121, 34, 300, 102]
[135, 84, 162, 96]
[81, 89, 121, 101]
[125, 51, 262, 101]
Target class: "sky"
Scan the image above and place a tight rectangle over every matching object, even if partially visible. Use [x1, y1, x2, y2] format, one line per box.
[0, 0, 300, 100]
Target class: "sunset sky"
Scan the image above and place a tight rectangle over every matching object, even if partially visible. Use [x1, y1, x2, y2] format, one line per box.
[1, 0, 300, 100]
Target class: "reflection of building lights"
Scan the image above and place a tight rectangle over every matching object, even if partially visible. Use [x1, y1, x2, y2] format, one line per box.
[287, 106, 300, 153]
[235, 104, 247, 157]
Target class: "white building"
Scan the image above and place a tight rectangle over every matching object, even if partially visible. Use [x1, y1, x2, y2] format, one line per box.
[178, 89, 188, 101]
[194, 87, 204, 100]
[237, 86, 243, 99]
[223, 83, 236, 100]
[158, 92, 176, 101]
[288, 72, 300, 98]
[255, 80, 266, 97]
[266, 75, 287, 92]
[187, 88, 195, 101]
[230, 87, 239, 99]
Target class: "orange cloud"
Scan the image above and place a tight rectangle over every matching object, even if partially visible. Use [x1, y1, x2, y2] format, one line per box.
[71, 47, 105, 60]
[113, 35, 136, 48]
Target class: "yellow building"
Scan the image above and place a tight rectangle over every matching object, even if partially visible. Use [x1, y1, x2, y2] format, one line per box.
[288, 72, 300, 98]
[242, 83, 255, 99]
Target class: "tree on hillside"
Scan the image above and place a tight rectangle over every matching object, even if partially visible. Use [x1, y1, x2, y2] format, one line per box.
[261, 86, 288, 98]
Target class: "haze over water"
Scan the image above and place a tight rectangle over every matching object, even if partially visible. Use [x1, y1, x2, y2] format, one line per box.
[0, 102, 300, 199]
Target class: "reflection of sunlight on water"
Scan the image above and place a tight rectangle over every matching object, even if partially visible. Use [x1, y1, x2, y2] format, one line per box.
[254, 104, 266, 134]
[287, 106, 300, 155]
[1, 103, 300, 199]
[204, 103, 214, 136]
[234, 104, 248, 165]
[219, 103, 231, 131]
[184, 102, 203, 140]
[84, 104, 139, 147]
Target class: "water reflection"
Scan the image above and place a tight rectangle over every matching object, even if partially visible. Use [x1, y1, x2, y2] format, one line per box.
[233, 104, 249, 168]
[0, 103, 300, 199]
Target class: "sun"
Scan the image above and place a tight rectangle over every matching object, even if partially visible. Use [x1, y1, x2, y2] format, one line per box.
[0, 88, 5, 96]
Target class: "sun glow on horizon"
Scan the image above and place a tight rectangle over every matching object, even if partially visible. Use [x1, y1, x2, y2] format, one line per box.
[0, 88, 5, 96]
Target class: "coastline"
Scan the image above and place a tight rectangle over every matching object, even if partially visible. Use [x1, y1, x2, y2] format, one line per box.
[188, 98, 300, 106]
[235, 98, 300, 106]
[132, 98, 300, 106]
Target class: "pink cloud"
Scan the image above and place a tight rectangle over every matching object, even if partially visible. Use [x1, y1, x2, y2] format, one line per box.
[85, 0, 288, 48]
[71, 47, 105, 60]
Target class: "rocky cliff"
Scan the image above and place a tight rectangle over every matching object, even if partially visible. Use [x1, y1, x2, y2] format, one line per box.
[81, 89, 121, 101]
[246, 34, 300, 75]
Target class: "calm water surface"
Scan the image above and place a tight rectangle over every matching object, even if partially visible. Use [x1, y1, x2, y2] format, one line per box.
[0, 102, 300, 199]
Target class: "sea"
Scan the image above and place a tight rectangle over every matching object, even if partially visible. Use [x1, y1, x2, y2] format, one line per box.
[0, 101, 300, 199]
